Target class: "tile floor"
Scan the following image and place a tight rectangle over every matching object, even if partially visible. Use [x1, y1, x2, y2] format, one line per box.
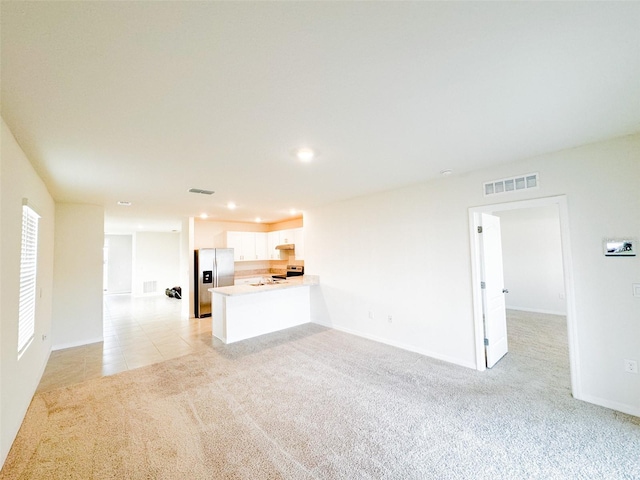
[37, 294, 213, 393]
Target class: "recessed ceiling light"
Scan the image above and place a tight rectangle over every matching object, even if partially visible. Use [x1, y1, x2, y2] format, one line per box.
[290, 208, 297, 215]
[117, 201, 132, 206]
[440, 169, 453, 176]
[255, 217, 262, 223]
[296, 147, 315, 162]
[200, 213, 208, 219]
[227, 202, 236, 210]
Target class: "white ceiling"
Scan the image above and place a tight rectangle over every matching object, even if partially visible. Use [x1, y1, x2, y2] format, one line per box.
[2, 2, 639, 233]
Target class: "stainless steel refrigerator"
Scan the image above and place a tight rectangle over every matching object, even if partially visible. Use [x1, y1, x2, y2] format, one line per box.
[194, 248, 234, 318]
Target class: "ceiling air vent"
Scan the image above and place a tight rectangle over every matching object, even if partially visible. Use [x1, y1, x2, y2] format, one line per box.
[188, 188, 215, 195]
[483, 173, 538, 196]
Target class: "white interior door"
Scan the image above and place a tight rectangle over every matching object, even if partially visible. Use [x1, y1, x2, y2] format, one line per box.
[479, 213, 508, 368]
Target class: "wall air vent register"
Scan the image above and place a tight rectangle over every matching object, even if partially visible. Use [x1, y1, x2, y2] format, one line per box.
[484, 173, 538, 196]
[143, 280, 157, 294]
[188, 188, 215, 195]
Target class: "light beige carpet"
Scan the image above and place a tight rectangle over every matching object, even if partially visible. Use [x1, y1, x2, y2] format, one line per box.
[1, 316, 639, 479]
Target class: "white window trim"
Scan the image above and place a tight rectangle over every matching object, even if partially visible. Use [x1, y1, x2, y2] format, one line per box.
[18, 200, 40, 358]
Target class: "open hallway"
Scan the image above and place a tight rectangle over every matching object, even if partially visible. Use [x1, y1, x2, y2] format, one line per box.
[37, 295, 213, 393]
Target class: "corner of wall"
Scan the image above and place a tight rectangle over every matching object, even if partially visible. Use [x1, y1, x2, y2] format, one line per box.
[52, 203, 105, 348]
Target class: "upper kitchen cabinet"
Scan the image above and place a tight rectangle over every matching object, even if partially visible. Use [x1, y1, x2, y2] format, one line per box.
[265, 228, 304, 260]
[279, 229, 294, 245]
[226, 232, 244, 261]
[225, 231, 268, 261]
[267, 231, 281, 260]
[254, 232, 268, 260]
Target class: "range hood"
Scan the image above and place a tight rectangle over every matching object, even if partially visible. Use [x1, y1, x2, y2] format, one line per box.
[276, 243, 295, 250]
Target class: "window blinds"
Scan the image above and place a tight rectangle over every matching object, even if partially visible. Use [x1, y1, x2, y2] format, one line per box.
[18, 203, 40, 356]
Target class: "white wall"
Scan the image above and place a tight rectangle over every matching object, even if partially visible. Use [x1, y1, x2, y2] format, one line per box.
[497, 206, 566, 315]
[306, 133, 640, 416]
[182, 218, 194, 318]
[1, 118, 55, 466]
[52, 204, 104, 350]
[307, 174, 478, 368]
[132, 232, 181, 296]
[105, 234, 133, 294]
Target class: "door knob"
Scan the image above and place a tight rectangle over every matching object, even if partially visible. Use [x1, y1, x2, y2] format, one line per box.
[502, 288, 509, 294]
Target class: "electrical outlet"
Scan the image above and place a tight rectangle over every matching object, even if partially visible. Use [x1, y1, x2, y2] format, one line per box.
[387, 315, 393, 323]
[624, 359, 638, 374]
[368, 311, 374, 320]
[41, 334, 47, 341]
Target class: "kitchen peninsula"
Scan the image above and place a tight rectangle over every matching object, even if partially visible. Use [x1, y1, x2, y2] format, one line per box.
[209, 275, 319, 344]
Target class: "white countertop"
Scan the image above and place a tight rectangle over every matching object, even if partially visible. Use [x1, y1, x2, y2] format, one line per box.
[210, 275, 319, 297]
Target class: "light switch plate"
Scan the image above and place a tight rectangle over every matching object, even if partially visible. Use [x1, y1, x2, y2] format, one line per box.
[633, 284, 640, 298]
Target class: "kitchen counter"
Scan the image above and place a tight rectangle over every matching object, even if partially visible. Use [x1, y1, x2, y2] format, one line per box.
[211, 275, 319, 297]
[208, 275, 319, 344]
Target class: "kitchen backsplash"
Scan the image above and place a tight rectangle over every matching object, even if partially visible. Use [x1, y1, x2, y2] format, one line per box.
[234, 258, 304, 278]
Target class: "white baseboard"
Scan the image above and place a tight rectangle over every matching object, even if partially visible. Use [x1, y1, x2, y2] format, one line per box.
[312, 320, 476, 370]
[578, 393, 640, 418]
[52, 336, 104, 351]
[507, 306, 567, 316]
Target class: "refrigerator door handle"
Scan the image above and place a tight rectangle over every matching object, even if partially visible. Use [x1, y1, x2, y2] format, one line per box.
[213, 258, 218, 288]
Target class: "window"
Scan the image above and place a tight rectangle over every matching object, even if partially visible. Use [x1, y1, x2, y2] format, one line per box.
[18, 201, 40, 357]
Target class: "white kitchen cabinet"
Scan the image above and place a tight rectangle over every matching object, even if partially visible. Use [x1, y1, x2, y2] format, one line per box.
[241, 232, 256, 260]
[226, 232, 245, 261]
[254, 232, 268, 260]
[267, 229, 294, 259]
[264, 228, 305, 260]
[267, 231, 281, 260]
[279, 229, 294, 245]
[225, 231, 268, 261]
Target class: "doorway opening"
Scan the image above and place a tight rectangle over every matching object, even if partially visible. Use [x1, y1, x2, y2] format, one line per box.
[103, 234, 133, 295]
[469, 195, 581, 400]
